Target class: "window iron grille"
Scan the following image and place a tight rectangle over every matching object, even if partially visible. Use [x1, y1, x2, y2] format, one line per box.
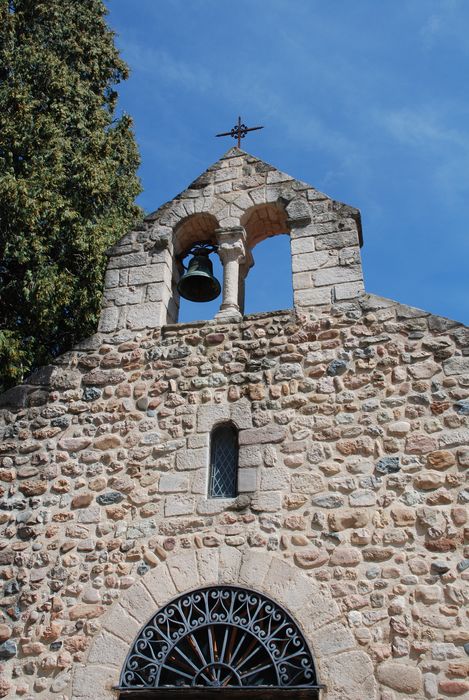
[209, 424, 238, 498]
[118, 586, 322, 695]
[118, 689, 322, 699]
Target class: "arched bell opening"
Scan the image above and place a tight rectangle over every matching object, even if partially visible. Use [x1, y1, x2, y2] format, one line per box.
[174, 213, 220, 257]
[240, 203, 293, 315]
[173, 213, 222, 324]
[243, 234, 293, 314]
[241, 202, 290, 250]
[117, 585, 323, 698]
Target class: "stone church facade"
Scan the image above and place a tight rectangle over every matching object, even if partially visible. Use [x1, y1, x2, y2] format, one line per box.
[0, 148, 468, 699]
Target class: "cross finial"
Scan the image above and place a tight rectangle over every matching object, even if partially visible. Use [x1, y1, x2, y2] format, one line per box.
[216, 116, 264, 148]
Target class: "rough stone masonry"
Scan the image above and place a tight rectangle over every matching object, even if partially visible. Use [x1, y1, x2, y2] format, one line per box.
[0, 148, 468, 699]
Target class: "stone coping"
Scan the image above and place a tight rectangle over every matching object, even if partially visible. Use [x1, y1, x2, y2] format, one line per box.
[162, 307, 295, 333]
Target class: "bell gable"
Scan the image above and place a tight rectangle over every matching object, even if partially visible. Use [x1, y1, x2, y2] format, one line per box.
[99, 148, 364, 332]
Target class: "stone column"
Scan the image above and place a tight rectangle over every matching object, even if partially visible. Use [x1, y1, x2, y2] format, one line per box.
[215, 226, 247, 321]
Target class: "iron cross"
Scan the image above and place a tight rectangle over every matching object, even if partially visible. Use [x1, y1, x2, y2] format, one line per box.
[216, 116, 264, 148]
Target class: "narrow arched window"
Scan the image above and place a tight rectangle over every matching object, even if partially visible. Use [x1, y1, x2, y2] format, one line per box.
[209, 423, 238, 498]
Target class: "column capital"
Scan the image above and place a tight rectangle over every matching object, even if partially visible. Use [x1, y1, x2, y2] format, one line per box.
[215, 226, 247, 265]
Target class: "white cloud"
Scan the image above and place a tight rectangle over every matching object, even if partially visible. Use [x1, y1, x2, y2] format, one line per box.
[381, 108, 466, 149]
[379, 106, 469, 200]
[121, 42, 213, 93]
[420, 13, 442, 46]
[419, 0, 466, 49]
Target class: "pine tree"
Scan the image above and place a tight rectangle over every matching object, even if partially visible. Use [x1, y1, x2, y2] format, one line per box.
[0, 0, 142, 390]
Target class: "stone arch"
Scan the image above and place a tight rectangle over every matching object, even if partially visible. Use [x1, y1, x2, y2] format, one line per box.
[173, 213, 220, 257]
[241, 202, 290, 249]
[72, 548, 376, 699]
[120, 585, 319, 690]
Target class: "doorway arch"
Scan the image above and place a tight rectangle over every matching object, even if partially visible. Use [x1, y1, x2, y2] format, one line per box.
[119, 585, 320, 694]
[73, 549, 377, 699]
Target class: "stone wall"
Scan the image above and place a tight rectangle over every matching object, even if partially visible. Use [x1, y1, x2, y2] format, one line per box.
[0, 293, 468, 698]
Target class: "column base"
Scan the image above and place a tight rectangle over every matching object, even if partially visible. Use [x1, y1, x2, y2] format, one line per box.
[214, 307, 243, 323]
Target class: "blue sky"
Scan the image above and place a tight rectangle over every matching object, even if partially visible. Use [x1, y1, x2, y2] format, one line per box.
[106, 0, 469, 325]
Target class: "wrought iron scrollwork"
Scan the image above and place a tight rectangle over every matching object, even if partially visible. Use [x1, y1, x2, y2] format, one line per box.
[119, 585, 318, 691]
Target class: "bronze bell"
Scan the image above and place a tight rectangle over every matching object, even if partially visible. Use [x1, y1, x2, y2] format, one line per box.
[177, 244, 221, 303]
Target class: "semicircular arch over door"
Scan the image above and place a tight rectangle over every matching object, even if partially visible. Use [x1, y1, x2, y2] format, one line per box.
[118, 585, 323, 698]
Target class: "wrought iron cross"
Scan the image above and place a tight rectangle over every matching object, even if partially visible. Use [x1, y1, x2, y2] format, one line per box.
[216, 116, 264, 148]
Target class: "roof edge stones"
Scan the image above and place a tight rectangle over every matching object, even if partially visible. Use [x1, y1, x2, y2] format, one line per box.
[142, 148, 363, 246]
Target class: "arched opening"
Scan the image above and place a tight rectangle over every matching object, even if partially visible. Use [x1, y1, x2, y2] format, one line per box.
[118, 585, 321, 697]
[244, 234, 293, 315]
[209, 422, 238, 499]
[241, 204, 293, 315]
[174, 213, 220, 257]
[242, 203, 289, 249]
[173, 213, 223, 324]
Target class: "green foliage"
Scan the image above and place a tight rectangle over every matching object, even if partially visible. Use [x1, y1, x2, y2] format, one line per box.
[0, 0, 142, 390]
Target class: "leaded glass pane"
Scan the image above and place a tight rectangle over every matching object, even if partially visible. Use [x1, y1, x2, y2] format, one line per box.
[209, 424, 238, 498]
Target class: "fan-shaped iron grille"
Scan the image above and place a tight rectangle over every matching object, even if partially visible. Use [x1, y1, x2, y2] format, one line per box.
[119, 586, 318, 692]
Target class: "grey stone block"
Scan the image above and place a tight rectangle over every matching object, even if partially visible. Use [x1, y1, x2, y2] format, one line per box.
[290, 237, 315, 255]
[126, 302, 163, 330]
[238, 445, 262, 467]
[292, 252, 329, 273]
[105, 287, 143, 306]
[443, 357, 469, 376]
[108, 252, 148, 269]
[291, 472, 324, 494]
[251, 491, 282, 512]
[146, 283, 167, 302]
[197, 405, 230, 432]
[294, 287, 332, 306]
[266, 170, 293, 184]
[104, 269, 120, 288]
[159, 473, 189, 493]
[334, 281, 364, 300]
[176, 448, 207, 471]
[164, 495, 195, 517]
[187, 434, 209, 449]
[315, 230, 358, 250]
[0, 385, 30, 409]
[239, 425, 286, 446]
[128, 264, 166, 285]
[313, 264, 362, 287]
[292, 271, 313, 290]
[285, 197, 311, 224]
[238, 467, 258, 492]
[230, 399, 253, 429]
[260, 467, 288, 491]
